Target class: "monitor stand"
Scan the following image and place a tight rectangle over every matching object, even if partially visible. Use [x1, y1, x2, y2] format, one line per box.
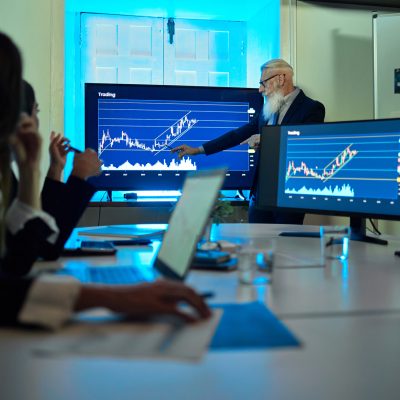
[349, 217, 387, 245]
[279, 217, 387, 245]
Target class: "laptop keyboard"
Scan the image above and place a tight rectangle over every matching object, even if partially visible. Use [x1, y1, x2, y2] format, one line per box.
[56, 266, 155, 284]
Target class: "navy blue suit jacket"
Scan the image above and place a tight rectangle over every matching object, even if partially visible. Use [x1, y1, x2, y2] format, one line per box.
[202, 90, 325, 223]
[203, 90, 325, 155]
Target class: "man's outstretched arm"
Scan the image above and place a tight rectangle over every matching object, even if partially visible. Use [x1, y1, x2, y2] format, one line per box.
[171, 116, 259, 158]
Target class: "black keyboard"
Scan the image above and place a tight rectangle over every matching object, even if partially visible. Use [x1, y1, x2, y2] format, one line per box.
[56, 266, 155, 284]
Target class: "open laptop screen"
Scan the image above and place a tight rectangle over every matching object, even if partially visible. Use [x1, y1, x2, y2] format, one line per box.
[154, 169, 226, 280]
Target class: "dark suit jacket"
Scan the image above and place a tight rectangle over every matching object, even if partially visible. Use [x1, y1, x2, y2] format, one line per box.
[0, 174, 94, 325]
[41, 175, 95, 259]
[203, 89, 325, 154]
[202, 90, 325, 223]
[1, 174, 95, 277]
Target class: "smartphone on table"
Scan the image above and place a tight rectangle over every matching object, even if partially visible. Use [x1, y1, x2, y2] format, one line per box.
[62, 240, 116, 256]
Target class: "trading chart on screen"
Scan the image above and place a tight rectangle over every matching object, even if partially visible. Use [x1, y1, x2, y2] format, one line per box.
[277, 121, 400, 215]
[284, 131, 400, 200]
[85, 84, 261, 190]
[97, 98, 252, 172]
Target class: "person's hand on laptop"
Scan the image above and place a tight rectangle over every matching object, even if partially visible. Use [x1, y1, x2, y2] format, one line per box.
[75, 280, 211, 322]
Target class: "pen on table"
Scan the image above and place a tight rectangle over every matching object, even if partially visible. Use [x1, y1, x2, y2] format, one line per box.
[158, 319, 185, 353]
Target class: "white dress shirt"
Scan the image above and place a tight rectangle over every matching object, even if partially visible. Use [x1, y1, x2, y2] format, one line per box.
[1, 192, 81, 329]
[5, 198, 59, 243]
[19, 274, 81, 330]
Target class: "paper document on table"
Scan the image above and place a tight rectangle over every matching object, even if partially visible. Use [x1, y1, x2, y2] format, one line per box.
[32, 310, 222, 362]
[78, 225, 166, 239]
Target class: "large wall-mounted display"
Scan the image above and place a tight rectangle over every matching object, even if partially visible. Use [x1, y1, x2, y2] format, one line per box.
[85, 83, 262, 190]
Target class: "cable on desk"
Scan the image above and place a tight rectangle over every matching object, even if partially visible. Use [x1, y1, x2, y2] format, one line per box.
[368, 218, 382, 236]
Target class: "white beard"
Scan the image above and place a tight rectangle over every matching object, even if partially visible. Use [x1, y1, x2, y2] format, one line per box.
[262, 90, 285, 122]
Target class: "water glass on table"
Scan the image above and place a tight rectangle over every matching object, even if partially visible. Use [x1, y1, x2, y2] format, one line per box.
[320, 226, 351, 261]
[237, 238, 276, 285]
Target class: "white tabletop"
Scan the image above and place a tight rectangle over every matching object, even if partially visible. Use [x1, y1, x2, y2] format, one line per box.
[1, 223, 400, 400]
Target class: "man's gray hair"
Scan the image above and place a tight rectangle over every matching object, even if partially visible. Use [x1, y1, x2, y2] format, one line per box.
[260, 59, 293, 75]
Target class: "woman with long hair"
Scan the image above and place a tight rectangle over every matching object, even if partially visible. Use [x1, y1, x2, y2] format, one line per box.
[0, 29, 22, 247]
[0, 32, 210, 329]
[0, 32, 53, 269]
[5, 79, 103, 268]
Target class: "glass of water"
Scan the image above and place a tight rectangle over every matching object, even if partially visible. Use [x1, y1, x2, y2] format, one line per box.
[237, 238, 276, 285]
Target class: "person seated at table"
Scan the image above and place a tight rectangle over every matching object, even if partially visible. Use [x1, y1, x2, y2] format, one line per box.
[5, 79, 103, 269]
[0, 31, 210, 329]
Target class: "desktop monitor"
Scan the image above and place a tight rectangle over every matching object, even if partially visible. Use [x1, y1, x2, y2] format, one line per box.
[85, 83, 263, 191]
[256, 118, 400, 243]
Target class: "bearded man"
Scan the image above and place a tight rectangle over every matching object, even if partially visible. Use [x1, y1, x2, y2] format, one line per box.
[171, 59, 325, 223]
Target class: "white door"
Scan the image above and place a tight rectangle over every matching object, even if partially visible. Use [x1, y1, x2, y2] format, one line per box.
[81, 14, 164, 84]
[163, 18, 247, 87]
[81, 14, 247, 87]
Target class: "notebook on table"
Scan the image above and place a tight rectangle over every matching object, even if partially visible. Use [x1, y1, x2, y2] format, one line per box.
[56, 169, 226, 284]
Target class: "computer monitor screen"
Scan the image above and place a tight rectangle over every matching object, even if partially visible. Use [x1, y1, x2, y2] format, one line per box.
[257, 119, 400, 221]
[85, 83, 262, 191]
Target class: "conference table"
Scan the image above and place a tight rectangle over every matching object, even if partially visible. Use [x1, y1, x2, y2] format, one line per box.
[1, 223, 400, 400]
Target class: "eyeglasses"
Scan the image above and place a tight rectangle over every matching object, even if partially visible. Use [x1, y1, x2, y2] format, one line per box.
[259, 74, 284, 88]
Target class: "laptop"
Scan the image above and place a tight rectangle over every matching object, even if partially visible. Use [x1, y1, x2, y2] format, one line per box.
[56, 169, 226, 284]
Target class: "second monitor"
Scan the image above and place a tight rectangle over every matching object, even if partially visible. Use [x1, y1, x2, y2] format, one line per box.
[256, 118, 400, 242]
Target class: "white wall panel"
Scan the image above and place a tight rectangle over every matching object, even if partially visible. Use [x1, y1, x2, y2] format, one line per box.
[373, 13, 400, 119]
